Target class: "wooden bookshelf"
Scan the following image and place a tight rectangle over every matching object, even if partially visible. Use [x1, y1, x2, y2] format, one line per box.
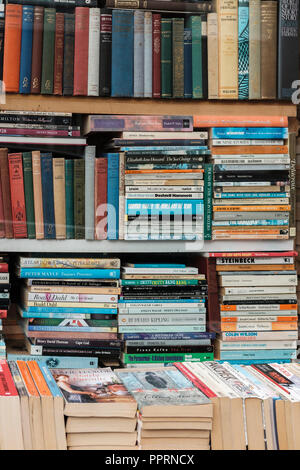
[0, 94, 297, 116]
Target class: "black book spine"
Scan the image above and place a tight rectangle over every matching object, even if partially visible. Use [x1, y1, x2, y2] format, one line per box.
[63, 13, 75, 96]
[99, 9, 112, 96]
[201, 14, 208, 99]
[0, 114, 72, 126]
[7, 0, 98, 7]
[28, 279, 119, 287]
[126, 345, 213, 354]
[222, 299, 297, 305]
[39, 348, 121, 357]
[32, 337, 123, 348]
[121, 284, 207, 292]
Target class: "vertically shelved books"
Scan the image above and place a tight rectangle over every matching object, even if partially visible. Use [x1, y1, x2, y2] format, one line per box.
[0, 0, 299, 99]
[0, 255, 9, 359]
[206, 251, 298, 364]
[8, 257, 123, 367]
[119, 263, 214, 366]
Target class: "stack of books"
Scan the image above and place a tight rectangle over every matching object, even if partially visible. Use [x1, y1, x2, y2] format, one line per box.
[9, 257, 123, 368]
[1, 1, 299, 100]
[208, 251, 298, 364]
[119, 263, 213, 367]
[52, 367, 138, 451]
[116, 366, 213, 450]
[296, 135, 300, 361]
[0, 255, 9, 359]
[0, 359, 67, 450]
[209, 125, 292, 240]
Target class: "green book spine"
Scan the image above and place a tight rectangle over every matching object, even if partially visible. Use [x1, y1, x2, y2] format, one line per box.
[187, 16, 202, 98]
[41, 8, 56, 94]
[172, 18, 184, 98]
[123, 352, 214, 364]
[161, 18, 172, 98]
[74, 159, 85, 239]
[22, 152, 36, 239]
[65, 159, 74, 239]
[204, 163, 213, 240]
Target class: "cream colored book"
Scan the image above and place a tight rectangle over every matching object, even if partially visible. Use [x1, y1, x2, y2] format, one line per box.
[53, 158, 66, 239]
[67, 432, 137, 447]
[207, 13, 218, 99]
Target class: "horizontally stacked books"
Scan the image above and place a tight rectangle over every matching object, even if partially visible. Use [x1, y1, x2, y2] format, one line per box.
[52, 367, 138, 450]
[119, 263, 213, 366]
[1, 0, 299, 100]
[116, 366, 213, 450]
[9, 257, 122, 367]
[0, 255, 9, 359]
[208, 251, 298, 364]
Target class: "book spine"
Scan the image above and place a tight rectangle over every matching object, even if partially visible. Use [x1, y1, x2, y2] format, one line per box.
[30, 7, 45, 93]
[152, 13, 161, 98]
[123, 352, 214, 363]
[63, 13, 75, 96]
[133, 10, 144, 98]
[238, 0, 249, 99]
[207, 12, 218, 99]
[123, 332, 214, 340]
[249, 0, 260, 99]
[74, 158, 85, 239]
[33, 338, 122, 348]
[107, 154, 119, 240]
[218, 0, 238, 99]
[8, 153, 27, 238]
[10, 354, 98, 369]
[22, 152, 36, 239]
[260, 1, 277, 99]
[201, 17, 208, 99]
[204, 163, 213, 240]
[119, 325, 206, 333]
[189, 16, 203, 99]
[99, 9, 112, 96]
[0, 149, 13, 238]
[288, 131, 296, 238]
[52, 158, 66, 240]
[41, 8, 56, 94]
[21, 268, 120, 279]
[161, 18, 172, 98]
[19, 5, 34, 94]
[0, 18, 4, 82]
[106, 0, 212, 12]
[74, 7, 89, 96]
[84, 146, 95, 240]
[278, 0, 300, 99]
[144, 11, 152, 98]
[95, 157, 108, 240]
[32, 151, 44, 239]
[3, 4, 22, 92]
[53, 12, 64, 95]
[127, 345, 212, 354]
[183, 27, 192, 99]
[40, 153, 56, 239]
[111, 9, 134, 97]
[0, 174, 4, 238]
[118, 152, 125, 240]
[87, 7, 100, 96]
[118, 314, 206, 325]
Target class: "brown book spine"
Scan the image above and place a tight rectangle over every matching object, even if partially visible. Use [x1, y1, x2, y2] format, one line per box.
[196, 257, 220, 333]
[95, 158, 108, 240]
[152, 13, 161, 98]
[53, 12, 64, 95]
[0, 173, 5, 237]
[74, 7, 89, 96]
[261, 1, 277, 99]
[8, 153, 27, 238]
[31, 6, 44, 94]
[0, 148, 13, 238]
[53, 158, 66, 239]
[32, 151, 44, 239]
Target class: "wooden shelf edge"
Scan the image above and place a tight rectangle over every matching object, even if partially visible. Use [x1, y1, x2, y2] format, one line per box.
[0, 94, 297, 117]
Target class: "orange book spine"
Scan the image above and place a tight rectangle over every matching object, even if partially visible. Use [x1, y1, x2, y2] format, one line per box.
[32, 151, 44, 239]
[193, 116, 288, 128]
[8, 153, 27, 238]
[216, 264, 295, 272]
[213, 205, 291, 212]
[221, 304, 297, 311]
[211, 145, 288, 155]
[27, 361, 52, 397]
[16, 360, 40, 396]
[221, 322, 298, 331]
[212, 229, 287, 235]
[3, 4, 22, 92]
[221, 317, 297, 323]
[125, 169, 204, 174]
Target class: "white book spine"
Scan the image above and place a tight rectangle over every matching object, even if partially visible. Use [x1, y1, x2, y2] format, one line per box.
[212, 139, 284, 146]
[87, 8, 100, 96]
[143, 12, 152, 98]
[221, 286, 296, 295]
[219, 275, 297, 287]
[118, 314, 206, 325]
[207, 12, 218, 99]
[125, 186, 204, 192]
[216, 256, 294, 265]
[221, 331, 298, 341]
[219, 340, 297, 350]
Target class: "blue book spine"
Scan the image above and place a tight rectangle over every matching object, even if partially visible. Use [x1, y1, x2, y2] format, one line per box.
[38, 363, 63, 396]
[28, 326, 117, 332]
[219, 349, 296, 360]
[238, 0, 249, 99]
[23, 307, 118, 315]
[19, 6, 34, 94]
[106, 154, 119, 239]
[41, 153, 56, 239]
[6, 353, 98, 368]
[184, 27, 192, 99]
[19, 268, 121, 279]
[119, 299, 203, 304]
[216, 192, 290, 199]
[126, 200, 204, 215]
[21, 312, 92, 319]
[111, 10, 134, 97]
[211, 127, 289, 139]
[218, 359, 291, 365]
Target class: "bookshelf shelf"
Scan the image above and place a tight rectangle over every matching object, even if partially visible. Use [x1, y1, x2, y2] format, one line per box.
[1, 239, 294, 253]
[0, 94, 297, 116]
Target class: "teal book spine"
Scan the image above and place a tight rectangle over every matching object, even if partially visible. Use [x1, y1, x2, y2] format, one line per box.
[238, 0, 249, 99]
[65, 159, 74, 239]
[19, 268, 120, 278]
[6, 353, 98, 368]
[204, 163, 213, 240]
[186, 16, 202, 98]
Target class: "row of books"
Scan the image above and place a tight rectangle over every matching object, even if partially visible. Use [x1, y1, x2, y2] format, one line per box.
[1, 0, 299, 99]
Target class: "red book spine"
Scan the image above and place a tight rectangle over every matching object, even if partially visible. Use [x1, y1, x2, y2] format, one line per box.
[73, 7, 89, 96]
[0, 360, 18, 396]
[0, 310, 8, 319]
[175, 363, 217, 398]
[0, 149, 13, 239]
[0, 264, 8, 272]
[53, 12, 64, 95]
[95, 157, 108, 240]
[152, 13, 161, 98]
[209, 251, 298, 258]
[8, 153, 27, 239]
[0, 175, 5, 238]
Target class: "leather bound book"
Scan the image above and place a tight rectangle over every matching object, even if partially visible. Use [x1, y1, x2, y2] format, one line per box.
[201, 16, 208, 99]
[53, 158, 66, 239]
[22, 152, 36, 239]
[87, 8, 100, 96]
[99, 9, 112, 97]
[111, 9, 134, 97]
[184, 27, 192, 99]
[41, 153, 56, 239]
[186, 16, 203, 99]
[19, 5, 34, 94]
[0, 148, 13, 238]
[84, 146, 96, 240]
[74, 158, 85, 239]
[8, 153, 27, 239]
[53, 12, 64, 96]
[63, 13, 75, 96]
[74, 7, 89, 96]
[106, 0, 212, 12]
[65, 159, 75, 239]
[0, 18, 4, 81]
[152, 13, 161, 98]
[133, 10, 144, 98]
[161, 18, 172, 98]
[3, 4, 22, 92]
[207, 12, 218, 99]
[32, 151, 44, 239]
[41, 8, 56, 94]
[0, 173, 5, 238]
[172, 18, 184, 98]
[95, 157, 108, 240]
[144, 11, 152, 98]
[261, 1, 277, 99]
[31, 6, 44, 94]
